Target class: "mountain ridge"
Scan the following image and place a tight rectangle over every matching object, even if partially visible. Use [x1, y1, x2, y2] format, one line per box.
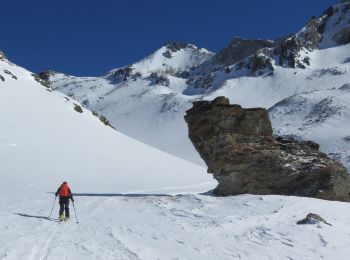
[34, 1, 350, 168]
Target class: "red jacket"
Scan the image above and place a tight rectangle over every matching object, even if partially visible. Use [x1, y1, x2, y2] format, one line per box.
[55, 183, 73, 200]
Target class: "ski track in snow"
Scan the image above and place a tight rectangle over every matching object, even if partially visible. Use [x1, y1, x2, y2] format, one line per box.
[2, 194, 350, 260]
[29, 224, 58, 260]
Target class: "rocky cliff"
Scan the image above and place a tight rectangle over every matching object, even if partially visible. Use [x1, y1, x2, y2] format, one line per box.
[207, 37, 273, 69]
[185, 97, 350, 201]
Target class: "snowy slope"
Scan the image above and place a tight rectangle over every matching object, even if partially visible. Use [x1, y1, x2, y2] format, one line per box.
[49, 43, 212, 165]
[205, 43, 350, 107]
[2, 194, 350, 259]
[269, 87, 350, 169]
[0, 53, 216, 197]
[127, 43, 213, 75]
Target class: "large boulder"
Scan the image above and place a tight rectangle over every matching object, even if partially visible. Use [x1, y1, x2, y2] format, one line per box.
[185, 97, 350, 201]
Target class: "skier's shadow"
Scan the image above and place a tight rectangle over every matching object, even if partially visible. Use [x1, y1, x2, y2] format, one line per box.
[72, 193, 171, 197]
[47, 192, 172, 197]
[14, 213, 51, 220]
[46, 191, 217, 197]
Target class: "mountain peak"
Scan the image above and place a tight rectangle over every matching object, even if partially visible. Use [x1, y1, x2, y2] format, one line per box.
[163, 42, 196, 52]
[123, 42, 213, 75]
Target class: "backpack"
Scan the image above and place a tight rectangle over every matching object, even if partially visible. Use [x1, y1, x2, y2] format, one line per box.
[59, 183, 69, 197]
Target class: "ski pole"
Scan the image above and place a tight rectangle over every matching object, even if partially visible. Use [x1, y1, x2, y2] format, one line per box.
[72, 201, 79, 223]
[48, 196, 57, 219]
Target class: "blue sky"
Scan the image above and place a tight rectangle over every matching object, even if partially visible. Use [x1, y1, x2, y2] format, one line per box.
[1, 0, 336, 76]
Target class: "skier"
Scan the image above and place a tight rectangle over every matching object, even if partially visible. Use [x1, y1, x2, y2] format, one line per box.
[55, 181, 74, 221]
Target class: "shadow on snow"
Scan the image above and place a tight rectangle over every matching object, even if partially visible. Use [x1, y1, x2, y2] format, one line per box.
[14, 213, 52, 221]
[47, 192, 172, 197]
[45, 190, 217, 198]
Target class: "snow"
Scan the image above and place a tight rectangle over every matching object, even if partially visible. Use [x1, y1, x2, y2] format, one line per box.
[2, 6, 350, 259]
[2, 194, 350, 259]
[5, 56, 350, 260]
[47, 44, 214, 165]
[129, 45, 213, 75]
[269, 87, 350, 169]
[0, 57, 216, 197]
[50, 69, 204, 165]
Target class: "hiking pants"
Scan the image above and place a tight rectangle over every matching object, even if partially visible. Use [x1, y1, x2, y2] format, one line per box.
[59, 197, 70, 217]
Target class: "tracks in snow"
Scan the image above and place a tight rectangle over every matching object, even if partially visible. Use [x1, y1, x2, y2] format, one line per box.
[1, 194, 349, 259]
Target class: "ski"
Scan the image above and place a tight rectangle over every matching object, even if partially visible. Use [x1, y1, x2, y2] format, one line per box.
[46, 217, 60, 222]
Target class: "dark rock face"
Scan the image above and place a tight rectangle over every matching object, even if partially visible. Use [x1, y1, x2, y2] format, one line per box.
[212, 37, 273, 68]
[113, 66, 134, 82]
[164, 42, 195, 52]
[33, 74, 52, 89]
[38, 69, 55, 81]
[186, 73, 214, 89]
[35, 69, 55, 89]
[273, 37, 301, 68]
[333, 27, 350, 45]
[185, 97, 350, 201]
[0, 51, 7, 61]
[149, 72, 170, 86]
[297, 19, 323, 50]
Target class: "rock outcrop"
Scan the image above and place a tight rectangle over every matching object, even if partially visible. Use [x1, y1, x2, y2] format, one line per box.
[211, 37, 273, 68]
[149, 72, 170, 86]
[297, 213, 332, 226]
[0, 51, 7, 61]
[38, 69, 55, 81]
[333, 27, 350, 45]
[164, 42, 195, 52]
[185, 97, 350, 201]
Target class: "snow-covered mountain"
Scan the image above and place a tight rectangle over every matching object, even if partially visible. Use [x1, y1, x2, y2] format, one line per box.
[2, 64, 350, 260]
[5, 51, 350, 260]
[46, 1, 350, 169]
[46, 43, 214, 165]
[3, 2, 350, 259]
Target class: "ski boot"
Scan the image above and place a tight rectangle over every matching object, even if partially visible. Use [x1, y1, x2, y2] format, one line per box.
[59, 214, 65, 221]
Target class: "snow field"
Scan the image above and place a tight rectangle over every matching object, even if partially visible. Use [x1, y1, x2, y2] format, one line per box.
[1, 195, 350, 259]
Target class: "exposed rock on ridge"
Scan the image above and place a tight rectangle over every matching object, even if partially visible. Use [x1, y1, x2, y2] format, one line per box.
[185, 97, 350, 201]
[0, 51, 7, 61]
[209, 37, 273, 69]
